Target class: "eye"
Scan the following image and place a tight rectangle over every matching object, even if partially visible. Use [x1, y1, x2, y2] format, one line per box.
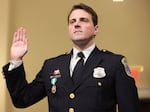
[69, 19, 76, 24]
[80, 18, 89, 22]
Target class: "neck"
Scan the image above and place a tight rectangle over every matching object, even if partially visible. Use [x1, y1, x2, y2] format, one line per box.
[73, 37, 95, 51]
[73, 41, 95, 51]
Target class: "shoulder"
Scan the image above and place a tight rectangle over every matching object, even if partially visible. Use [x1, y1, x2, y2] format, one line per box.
[100, 49, 132, 77]
[100, 49, 124, 59]
[44, 52, 70, 63]
[101, 49, 132, 77]
[99, 49, 129, 68]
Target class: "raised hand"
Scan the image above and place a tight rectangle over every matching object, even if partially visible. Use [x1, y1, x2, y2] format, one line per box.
[10, 27, 28, 61]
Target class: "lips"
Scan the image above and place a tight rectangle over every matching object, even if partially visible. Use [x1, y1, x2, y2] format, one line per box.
[74, 30, 82, 33]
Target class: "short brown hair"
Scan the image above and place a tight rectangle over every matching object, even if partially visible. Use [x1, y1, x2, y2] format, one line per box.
[67, 3, 98, 26]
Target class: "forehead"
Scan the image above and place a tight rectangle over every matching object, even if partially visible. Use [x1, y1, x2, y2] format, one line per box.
[69, 9, 92, 20]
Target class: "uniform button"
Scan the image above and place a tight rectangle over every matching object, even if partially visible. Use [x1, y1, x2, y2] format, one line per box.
[69, 93, 75, 99]
[69, 108, 74, 112]
[98, 82, 102, 86]
[102, 49, 106, 52]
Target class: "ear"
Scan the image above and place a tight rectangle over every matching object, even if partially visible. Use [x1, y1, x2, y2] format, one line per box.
[94, 25, 99, 35]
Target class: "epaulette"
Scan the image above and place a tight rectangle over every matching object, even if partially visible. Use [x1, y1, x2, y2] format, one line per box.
[101, 49, 113, 54]
[57, 51, 70, 57]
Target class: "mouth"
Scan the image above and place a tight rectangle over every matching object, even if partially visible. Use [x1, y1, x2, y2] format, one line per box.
[74, 30, 82, 34]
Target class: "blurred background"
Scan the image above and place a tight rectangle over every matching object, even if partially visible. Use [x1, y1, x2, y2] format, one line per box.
[0, 0, 150, 112]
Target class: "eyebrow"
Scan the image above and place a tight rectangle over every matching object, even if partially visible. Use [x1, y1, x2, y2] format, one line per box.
[69, 17, 89, 22]
[80, 17, 89, 21]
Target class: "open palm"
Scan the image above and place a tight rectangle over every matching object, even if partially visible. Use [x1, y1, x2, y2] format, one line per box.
[11, 27, 28, 60]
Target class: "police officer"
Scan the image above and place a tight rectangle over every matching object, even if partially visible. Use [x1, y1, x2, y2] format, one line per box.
[2, 3, 139, 112]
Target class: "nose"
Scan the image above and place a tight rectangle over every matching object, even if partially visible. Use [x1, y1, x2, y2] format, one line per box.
[74, 20, 81, 28]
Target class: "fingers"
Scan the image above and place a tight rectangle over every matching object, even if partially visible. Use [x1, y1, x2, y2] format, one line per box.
[11, 27, 28, 60]
[13, 27, 27, 43]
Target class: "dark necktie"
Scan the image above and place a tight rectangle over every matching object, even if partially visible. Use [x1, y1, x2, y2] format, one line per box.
[72, 52, 85, 84]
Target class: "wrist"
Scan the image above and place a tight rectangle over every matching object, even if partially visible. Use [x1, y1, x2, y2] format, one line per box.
[8, 60, 23, 71]
[10, 57, 22, 61]
[10, 59, 22, 63]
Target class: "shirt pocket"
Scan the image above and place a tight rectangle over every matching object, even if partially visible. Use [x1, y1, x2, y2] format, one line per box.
[80, 78, 104, 97]
[85, 77, 104, 88]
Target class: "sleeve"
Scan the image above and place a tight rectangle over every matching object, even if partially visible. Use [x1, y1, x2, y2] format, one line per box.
[2, 62, 47, 108]
[8, 60, 22, 71]
[115, 57, 139, 112]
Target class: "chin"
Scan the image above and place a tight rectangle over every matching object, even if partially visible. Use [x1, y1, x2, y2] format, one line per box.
[72, 39, 88, 46]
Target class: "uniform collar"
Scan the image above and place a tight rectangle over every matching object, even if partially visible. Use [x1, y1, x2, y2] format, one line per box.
[72, 44, 96, 62]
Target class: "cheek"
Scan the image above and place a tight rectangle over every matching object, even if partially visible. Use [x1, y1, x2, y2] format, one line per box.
[68, 25, 75, 31]
[84, 27, 95, 35]
[68, 27, 73, 35]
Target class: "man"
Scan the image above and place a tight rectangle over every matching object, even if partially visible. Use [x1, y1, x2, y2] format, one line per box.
[2, 3, 139, 112]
